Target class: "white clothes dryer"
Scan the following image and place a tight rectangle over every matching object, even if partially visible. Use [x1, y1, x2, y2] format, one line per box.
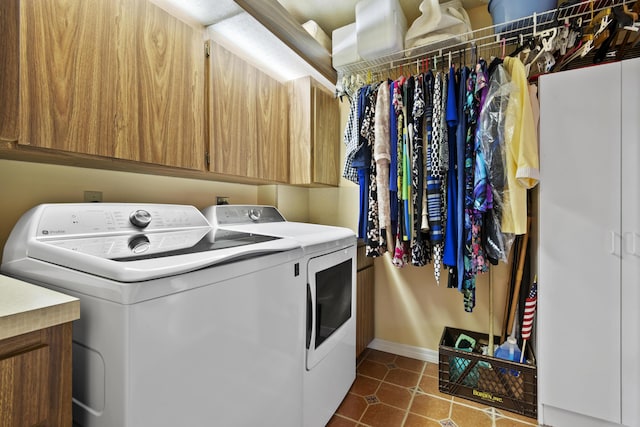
[203, 205, 357, 427]
[1, 203, 305, 427]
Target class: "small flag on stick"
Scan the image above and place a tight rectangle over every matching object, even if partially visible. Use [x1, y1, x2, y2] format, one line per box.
[520, 276, 538, 363]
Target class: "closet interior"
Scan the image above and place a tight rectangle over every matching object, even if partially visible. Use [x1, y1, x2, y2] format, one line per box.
[335, 0, 639, 420]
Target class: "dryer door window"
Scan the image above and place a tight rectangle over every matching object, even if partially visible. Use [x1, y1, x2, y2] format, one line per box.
[314, 259, 352, 347]
[306, 247, 354, 370]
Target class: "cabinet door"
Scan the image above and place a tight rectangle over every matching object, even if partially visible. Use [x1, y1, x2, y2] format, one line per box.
[0, 345, 51, 427]
[313, 85, 340, 186]
[209, 42, 259, 178]
[20, 0, 117, 157]
[621, 57, 640, 427]
[356, 266, 374, 357]
[256, 71, 289, 182]
[113, 1, 205, 170]
[288, 77, 340, 186]
[539, 62, 622, 424]
[288, 77, 313, 184]
[0, 0, 19, 142]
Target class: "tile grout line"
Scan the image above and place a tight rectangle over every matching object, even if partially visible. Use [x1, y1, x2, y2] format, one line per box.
[400, 358, 428, 426]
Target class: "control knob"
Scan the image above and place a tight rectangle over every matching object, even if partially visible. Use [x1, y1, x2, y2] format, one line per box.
[129, 209, 152, 228]
[248, 208, 262, 222]
[128, 235, 151, 254]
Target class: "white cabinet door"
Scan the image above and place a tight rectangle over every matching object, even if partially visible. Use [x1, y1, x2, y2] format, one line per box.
[539, 61, 622, 424]
[621, 57, 640, 427]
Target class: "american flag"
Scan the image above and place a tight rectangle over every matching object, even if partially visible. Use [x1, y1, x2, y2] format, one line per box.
[521, 280, 538, 341]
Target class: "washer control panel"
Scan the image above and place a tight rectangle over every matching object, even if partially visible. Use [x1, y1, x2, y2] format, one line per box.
[35, 203, 210, 238]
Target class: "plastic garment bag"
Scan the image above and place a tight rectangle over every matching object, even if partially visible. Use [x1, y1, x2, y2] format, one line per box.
[475, 65, 517, 263]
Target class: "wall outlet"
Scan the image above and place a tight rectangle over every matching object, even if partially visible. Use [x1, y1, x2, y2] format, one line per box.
[84, 191, 103, 202]
[216, 196, 229, 205]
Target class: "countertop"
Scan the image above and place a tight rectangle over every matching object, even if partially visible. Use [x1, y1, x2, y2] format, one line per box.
[0, 274, 80, 341]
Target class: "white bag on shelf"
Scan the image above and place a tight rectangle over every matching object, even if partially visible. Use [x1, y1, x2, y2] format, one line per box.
[405, 0, 472, 55]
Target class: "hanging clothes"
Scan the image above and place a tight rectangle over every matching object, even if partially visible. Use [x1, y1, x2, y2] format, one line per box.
[392, 79, 410, 267]
[389, 80, 399, 243]
[455, 66, 469, 291]
[477, 63, 515, 264]
[443, 65, 459, 286]
[461, 67, 480, 312]
[501, 56, 540, 235]
[353, 87, 371, 240]
[375, 81, 393, 251]
[429, 72, 446, 283]
[362, 84, 386, 257]
[342, 94, 360, 184]
[411, 74, 429, 266]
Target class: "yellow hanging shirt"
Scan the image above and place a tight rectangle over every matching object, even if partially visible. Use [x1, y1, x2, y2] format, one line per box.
[502, 57, 540, 235]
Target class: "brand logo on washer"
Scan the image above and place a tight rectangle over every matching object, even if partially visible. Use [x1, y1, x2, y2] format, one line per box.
[41, 229, 66, 235]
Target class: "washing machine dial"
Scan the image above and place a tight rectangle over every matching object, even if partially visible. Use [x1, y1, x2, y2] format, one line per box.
[129, 209, 152, 228]
[128, 235, 150, 254]
[248, 208, 262, 222]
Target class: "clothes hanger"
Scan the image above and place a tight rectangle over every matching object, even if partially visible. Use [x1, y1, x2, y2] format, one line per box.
[525, 27, 557, 76]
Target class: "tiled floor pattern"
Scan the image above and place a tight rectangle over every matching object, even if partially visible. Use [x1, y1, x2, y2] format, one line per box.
[328, 349, 539, 427]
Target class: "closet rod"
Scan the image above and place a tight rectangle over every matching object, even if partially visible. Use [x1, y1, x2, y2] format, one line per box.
[336, 0, 636, 79]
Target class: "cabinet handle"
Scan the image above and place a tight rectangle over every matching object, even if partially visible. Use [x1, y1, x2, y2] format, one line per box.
[621, 232, 640, 256]
[631, 232, 640, 257]
[611, 231, 622, 257]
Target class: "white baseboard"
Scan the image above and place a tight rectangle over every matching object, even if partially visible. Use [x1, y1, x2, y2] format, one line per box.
[367, 339, 439, 364]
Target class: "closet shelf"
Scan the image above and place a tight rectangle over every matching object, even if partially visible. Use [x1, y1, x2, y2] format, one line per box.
[335, 0, 636, 78]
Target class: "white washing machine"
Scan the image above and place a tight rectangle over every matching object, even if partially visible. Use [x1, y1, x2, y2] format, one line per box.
[1, 203, 305, 427]
[203, 205, 357, 427]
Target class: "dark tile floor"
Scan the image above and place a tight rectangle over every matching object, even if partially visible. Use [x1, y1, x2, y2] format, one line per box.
[328, 349, 539, 427]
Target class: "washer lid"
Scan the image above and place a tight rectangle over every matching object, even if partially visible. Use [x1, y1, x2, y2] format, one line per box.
[4, 203, 301, 282]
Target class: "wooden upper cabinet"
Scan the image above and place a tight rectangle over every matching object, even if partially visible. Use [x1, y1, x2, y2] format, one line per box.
[20, 0, 117, 157]
[113, 1, 204, 169]
[288, 76, 339, 186]
[17, 0, 204, 170]
[0, 0, 19, 142]
[207, 41, 288, 182]
[256, 71, 289, 182]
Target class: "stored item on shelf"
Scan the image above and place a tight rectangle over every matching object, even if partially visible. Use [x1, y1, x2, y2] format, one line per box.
[405, 0, 472, 55]
[333, 23, 361, 67]
[488, 0, 557, 32]
[355, 0, 407, 60]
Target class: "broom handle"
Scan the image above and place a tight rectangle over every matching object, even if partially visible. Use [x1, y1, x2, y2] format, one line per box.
[507, 217, 531, 337]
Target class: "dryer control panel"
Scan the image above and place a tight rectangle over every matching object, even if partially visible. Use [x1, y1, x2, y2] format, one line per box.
[205, 205, 286, 226]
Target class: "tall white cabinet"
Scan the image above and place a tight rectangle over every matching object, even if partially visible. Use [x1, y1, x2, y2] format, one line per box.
[538, 57, 640, 427]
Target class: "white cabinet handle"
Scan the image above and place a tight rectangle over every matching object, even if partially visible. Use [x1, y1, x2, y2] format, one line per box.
[611, 231, 621, 257]
[621, 232, 640, 256]
[631, 232, 640, 257]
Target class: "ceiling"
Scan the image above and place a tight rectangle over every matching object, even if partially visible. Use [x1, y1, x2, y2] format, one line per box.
[157, 0, 489, 34]
[154, 0, 490, 89]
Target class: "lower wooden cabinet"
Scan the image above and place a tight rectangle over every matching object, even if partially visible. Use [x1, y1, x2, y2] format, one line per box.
[356, 243, 374, 357]
[0, 323, 73, 427]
